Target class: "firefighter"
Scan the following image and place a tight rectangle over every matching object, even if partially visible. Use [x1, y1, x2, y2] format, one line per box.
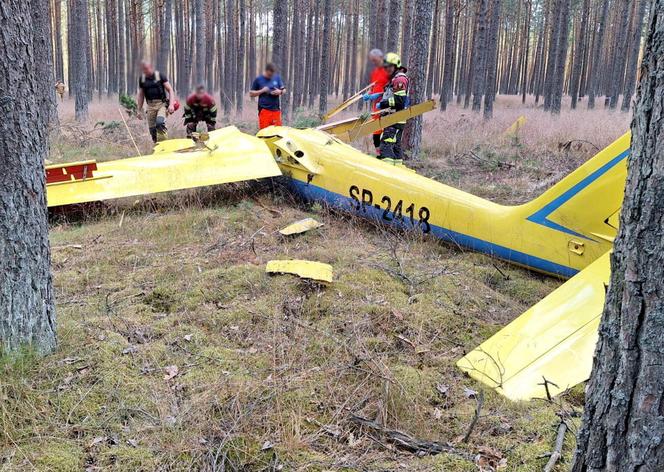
[375, 53, 409, 166]
[361, 49, 390, 155]
[136, 61, 177, 143]
[184, 85, 217, 138]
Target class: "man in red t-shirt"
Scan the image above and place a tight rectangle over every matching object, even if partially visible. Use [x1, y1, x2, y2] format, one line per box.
[362, 49, 390, 155]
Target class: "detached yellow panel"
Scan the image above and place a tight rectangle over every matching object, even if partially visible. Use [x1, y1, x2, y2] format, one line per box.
[279, 218, 323, 236]
[458, 251, 611, 401]
[504, 115, 526, 136]
[318, 100, 436, 142]
[47, 126, 281, 207]
[266, 260, 333, 284]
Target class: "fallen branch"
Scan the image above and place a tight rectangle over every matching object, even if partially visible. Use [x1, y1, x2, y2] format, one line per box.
[348, 413, 475, 461]
[462, 390, 484, 443]
[544, 421, 567, 472]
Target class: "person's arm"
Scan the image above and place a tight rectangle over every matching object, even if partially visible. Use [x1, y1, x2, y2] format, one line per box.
[164, 81, 176, 113]
[249, 88, 267, 98]
[271, 77, 286, 96]
[209, 102, 218, 125]
[183, 103, 193, 123]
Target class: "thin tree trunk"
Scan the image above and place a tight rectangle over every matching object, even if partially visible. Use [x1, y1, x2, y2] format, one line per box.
[621, 0, 647, 111]
[71, 0, 90, 121]
[440, 0, 456, 110]
[404, 0, 435, 158]
[587, 0, 609, 109]
[570, 0, 589, 109]
[318, 0, 332, 116]
[387, 0, 401, 52]
[483, 0, 501, 119]
[550, 0, 570, 114]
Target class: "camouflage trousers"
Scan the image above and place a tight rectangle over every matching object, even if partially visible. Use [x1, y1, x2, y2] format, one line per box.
[146, 100, 168, 143]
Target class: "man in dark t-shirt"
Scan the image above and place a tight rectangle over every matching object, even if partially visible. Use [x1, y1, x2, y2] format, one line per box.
[249, 63, 286, 130]
[137, 61, 176, 143]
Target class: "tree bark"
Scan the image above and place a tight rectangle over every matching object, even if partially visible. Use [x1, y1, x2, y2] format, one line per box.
[440, 0, 456, 110]
[387, 0, 401, 52]
[483, 0, 501, 119]
[0, 0, 57, 355]
[550, 0, 570, 114]
[471, 0, 489, 112]
[622, 0, 648, 112]
[573, 3, 664, 470]
[609, 0, 634, 109]
[587, 0, 609, 109]
[318, 0, 332, 116]
[404, 0, 435, 158]
[71, 0, 90, 121]
[570, 0, 590, 109]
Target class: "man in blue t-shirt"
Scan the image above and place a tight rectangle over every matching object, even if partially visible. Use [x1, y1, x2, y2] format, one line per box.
[249, 63, 286, 129]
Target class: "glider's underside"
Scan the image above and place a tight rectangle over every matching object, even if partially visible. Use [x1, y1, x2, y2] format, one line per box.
[46, 123, 631, 401]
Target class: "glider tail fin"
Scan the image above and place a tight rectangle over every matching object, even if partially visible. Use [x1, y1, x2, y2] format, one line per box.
[520, 132, 631, 242]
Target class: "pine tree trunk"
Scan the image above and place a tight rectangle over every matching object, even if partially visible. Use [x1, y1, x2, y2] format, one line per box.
[53, 0, 65, 82]
[404, 0, 435, 158]
[440, 0, 456, 110]
[272, 0, 288, 118]
[483, 0, 501, 119]
[194, 0, 206, 87]
[33, 0, 58, 128]
[621, 0, 648, 112]
[472, 0, 489, 113]
[71, 0, 90, 121]
[158, 0, 172, 74]
[587, 0, 609, 109]
[401, 0, 414, 64]
[573, 3, 664, 469]
[550, 0, 570, 114]
[118, 0, 127, 95]
[570, 0, 589, 109]
[543, 0, 561, 111]
[318, 0, 332, 116]
[0, 0, 57, 355]
[236, 0, 246, 111]
[387, 0, 401, 52]
[609, 0, 633, 109]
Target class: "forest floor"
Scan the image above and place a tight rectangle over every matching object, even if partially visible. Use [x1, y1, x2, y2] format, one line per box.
[1, 96, 629, 471]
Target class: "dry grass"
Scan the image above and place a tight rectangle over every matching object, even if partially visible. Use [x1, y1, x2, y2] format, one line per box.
[0, 94, 627, 470]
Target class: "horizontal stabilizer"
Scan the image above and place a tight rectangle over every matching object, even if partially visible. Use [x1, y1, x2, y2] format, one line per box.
[457, 251, 611, 401]
[47, 126, 281, 207]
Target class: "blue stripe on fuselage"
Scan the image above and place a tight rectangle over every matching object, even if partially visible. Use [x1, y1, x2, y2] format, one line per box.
[288, 179, 579, 278]
[526, 150, 630, 239]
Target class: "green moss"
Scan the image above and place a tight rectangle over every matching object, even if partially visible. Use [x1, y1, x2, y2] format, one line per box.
[100, 445, 156, 470]
[33, 441, 84, 471]
[144, 287, 179, 313]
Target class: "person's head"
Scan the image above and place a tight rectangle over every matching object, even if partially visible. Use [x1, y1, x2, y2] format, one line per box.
[195, 84, 207, 99]
[368, 49, 384, 67]
[383, 52, 402, 76]
[140, 60, 155, 76]
[264, 63, 276, 79]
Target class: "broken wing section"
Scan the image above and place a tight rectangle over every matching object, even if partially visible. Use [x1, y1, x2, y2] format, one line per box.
[457, 251, 610, 401]
[47, 126, 281, 207]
